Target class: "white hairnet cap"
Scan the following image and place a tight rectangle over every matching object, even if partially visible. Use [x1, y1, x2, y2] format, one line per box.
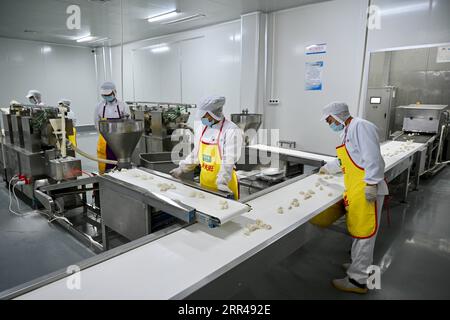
[321, 102, 351, 123]
[58, 99, 71, 107]
[100, 82, 117, 95]
[26, 90, 42, 101]
[197, 96, 226, 121]
[10, 100, 20, 107]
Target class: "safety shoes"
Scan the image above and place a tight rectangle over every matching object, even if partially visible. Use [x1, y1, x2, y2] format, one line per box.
[332, 277, 368, 294]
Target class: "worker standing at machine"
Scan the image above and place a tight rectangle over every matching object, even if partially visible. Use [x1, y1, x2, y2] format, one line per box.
[170, 96, 243, 200]
[26, 89, 45, 106]
[94, 81, 130, 173]
[58, 99, 77, 147]
[320, 102, 388, 294]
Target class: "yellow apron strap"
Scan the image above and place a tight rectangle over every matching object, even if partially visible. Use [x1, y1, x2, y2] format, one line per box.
[68, 127, 77, 147]
[336, 144, 378, 239]
[97, 134, 107, 174]
[198, 122, 240, 200]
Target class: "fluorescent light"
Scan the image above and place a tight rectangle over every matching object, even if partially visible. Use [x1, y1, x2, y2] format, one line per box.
[161, 13, 206, 25]
[88, 37, 110, 44]
[380, 2, 435, 16]
[229, 34, 241, 41]
[147, 10, 178, 23]
[42, 46, 52, 54]
[76, 35, 95, 43]
[140, 43, 168, 50]
[151, 46, 170, 53]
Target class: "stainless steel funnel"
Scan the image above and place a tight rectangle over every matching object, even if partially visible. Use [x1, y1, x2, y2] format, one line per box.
[231, 111, 262, 145]
[99, 119, 144, 169]
[231, 112, 262, 132]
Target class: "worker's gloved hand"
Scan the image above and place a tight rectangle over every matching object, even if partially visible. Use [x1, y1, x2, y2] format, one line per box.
[365, 185, 378, 202]
[319, 166, 329, 175]
[170, 167, 184, 179]
[217, 183, 232, 195]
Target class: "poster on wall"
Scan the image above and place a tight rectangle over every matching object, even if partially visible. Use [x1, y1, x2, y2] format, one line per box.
[305, 61, 323, 91]
[305, 43, 327, 55]
[437, 46, 450, 63]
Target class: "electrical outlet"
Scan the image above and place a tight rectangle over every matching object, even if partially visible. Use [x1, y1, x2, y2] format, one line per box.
[269, 99, 280, 105]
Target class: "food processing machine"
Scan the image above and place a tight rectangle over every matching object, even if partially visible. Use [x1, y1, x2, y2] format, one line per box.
[391, 104, 449, 177]
[127, 101, 195, 157]
[231, 109, 263, 146]
[26, 117, 252, 251]
[1, 102, 81, 203]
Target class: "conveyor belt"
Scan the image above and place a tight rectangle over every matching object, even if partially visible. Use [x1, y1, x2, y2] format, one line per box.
[107, 168, 252, 226]
[11, 140, 425, 300]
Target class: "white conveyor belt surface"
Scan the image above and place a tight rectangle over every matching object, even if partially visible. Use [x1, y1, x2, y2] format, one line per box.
[248, 144, 337, 163]
[16, 140, 424, 300]
[107, 169, 251, 224]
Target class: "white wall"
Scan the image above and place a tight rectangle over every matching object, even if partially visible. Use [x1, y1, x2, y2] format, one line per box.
[240, 12, 267, 115]
[0, 37, 98, 126]
[110, 20, 242, 120]
[264, 0, 369, 155]
[360, 0, 450, 113]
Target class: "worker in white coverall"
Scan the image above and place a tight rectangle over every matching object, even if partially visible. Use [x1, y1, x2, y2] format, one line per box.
[26, 90, 45, 106]
[58, 99, 77, 147]
[94, 81, 130, 173]
[170, 96, 244, 200]
[320, 102, 388, 294]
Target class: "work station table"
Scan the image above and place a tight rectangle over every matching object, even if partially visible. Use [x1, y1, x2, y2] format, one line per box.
[5, 141, 424, 299]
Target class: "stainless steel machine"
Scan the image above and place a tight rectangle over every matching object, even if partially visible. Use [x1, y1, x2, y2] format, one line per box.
[1, 103, 81, 202]
[231, 109, 263, 146]
[365, 86, 398, 142]
[391, 104, 449, 177]
[128, 102, 195, 157]
[30, 117, 254, 251]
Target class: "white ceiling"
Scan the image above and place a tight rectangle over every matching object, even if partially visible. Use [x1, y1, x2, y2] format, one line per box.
[0, 0, 329, 47]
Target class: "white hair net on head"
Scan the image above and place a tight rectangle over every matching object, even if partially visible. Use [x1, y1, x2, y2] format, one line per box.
[100, 82, 117, 96]
[196, 96, 226, 121]
[58, 99, 71, 107]
[9, 100, 21, 107]
[321, 102, 351, 124]
[26, 90, 42, 103]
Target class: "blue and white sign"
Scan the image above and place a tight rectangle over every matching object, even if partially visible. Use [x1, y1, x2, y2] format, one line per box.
[306, 43, 327, 55]
[437, 46, 450, 63]
[305, 61, 324, 91]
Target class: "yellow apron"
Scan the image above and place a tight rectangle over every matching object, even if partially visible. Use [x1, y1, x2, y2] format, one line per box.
[336, 142, 378, 239]
[97, 134, 107, 174]
[310, 200, 346, 228]
[198, 121, 240, 200]
[68, 127, 77, 147]
[97, 104, 122, 174]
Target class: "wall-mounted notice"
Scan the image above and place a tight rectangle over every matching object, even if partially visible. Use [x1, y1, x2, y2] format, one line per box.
[306, 43, 327, 55]
[305, 61, 323, 91]
[437, 46, 450, 63]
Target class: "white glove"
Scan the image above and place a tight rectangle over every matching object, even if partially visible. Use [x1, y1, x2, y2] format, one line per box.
[365, 185, 378, 202]
[217, 183, 232, 194]
[319, 166, 329, 175]
[170, 167, 184, 179]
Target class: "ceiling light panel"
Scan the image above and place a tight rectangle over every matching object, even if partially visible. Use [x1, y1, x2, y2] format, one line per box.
[147, 10, 179, 23]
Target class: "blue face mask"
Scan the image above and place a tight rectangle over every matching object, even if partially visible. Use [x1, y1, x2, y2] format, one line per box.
[201, 118, 214, 127]
[103, 95, 116, 103]
[330, 122, 345, 132]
